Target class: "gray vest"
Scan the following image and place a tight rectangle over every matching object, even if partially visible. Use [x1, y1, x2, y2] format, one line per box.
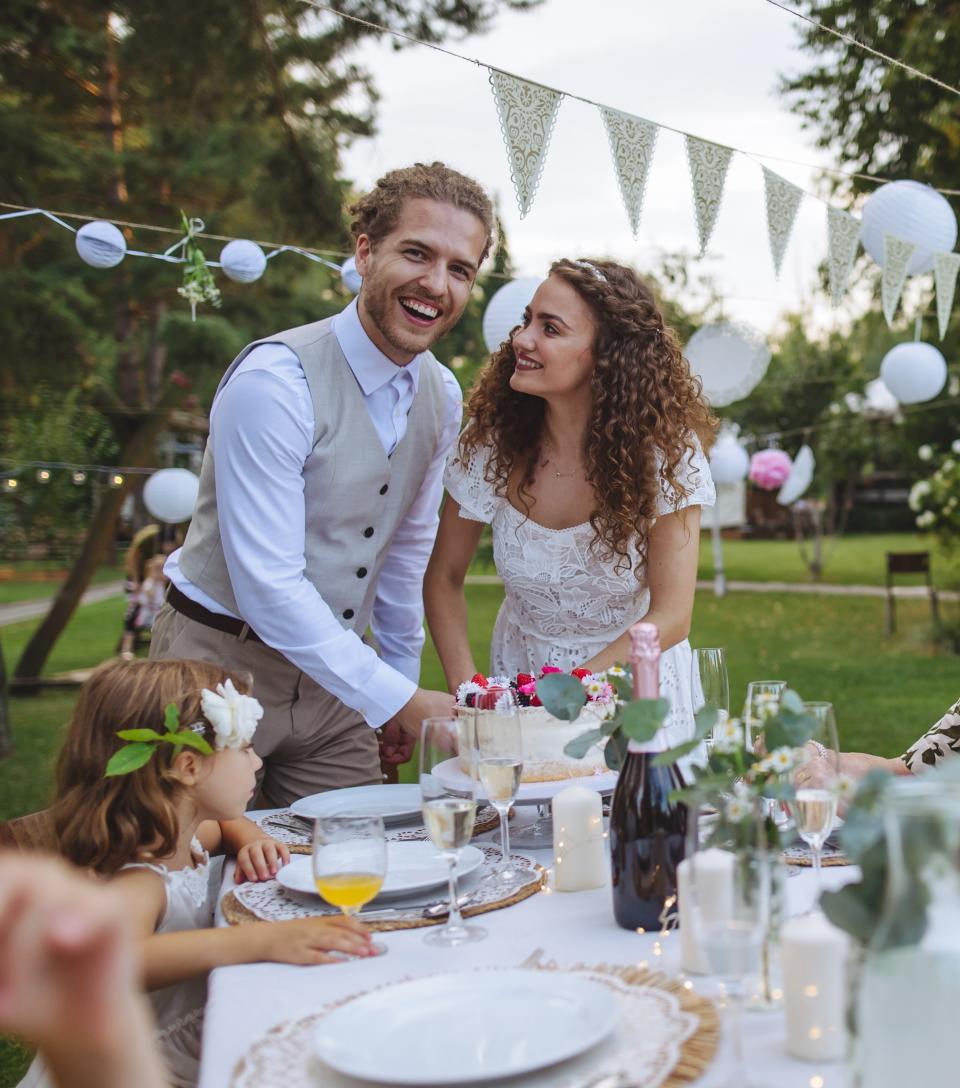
[179, 316, 447, 638]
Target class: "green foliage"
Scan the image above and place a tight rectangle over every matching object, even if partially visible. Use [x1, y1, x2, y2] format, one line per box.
[909, 443, 960, 550]
[105, 702, 213, 775]
[535, 672, 586, 720]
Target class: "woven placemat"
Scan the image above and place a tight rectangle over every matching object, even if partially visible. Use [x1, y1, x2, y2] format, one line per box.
[781, 845, 851, 867]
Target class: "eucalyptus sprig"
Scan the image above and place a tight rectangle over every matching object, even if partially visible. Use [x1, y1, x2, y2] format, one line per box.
[105, 702, 213, 777]
[176, 211, 221, 320]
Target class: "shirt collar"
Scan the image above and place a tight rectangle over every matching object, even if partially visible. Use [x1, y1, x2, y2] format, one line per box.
[333, 298, 422, 396]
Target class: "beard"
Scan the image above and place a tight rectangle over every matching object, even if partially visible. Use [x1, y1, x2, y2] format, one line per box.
[361, 276, 462, 358]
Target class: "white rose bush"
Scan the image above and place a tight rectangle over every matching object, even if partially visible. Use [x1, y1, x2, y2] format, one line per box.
[909, 441, 960, 550]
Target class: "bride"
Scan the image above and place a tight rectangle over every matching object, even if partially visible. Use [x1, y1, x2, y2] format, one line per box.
[424, 258, 717, 745]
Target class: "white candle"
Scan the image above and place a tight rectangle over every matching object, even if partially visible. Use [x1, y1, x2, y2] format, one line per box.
[677, 849, 735, 974]
[552, 787, 606, 891]
[781, 912, 849, 1061]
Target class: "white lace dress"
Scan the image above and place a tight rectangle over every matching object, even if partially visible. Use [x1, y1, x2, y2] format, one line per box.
[444, 441, 715, 747]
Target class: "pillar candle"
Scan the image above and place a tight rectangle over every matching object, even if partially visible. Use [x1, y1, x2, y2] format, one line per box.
[552, 787, 606, 891]
[677, 849, 735, 974]
[781, 912, 849, 1061]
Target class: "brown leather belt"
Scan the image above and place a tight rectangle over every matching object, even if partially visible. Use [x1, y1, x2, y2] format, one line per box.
[167, 583, 263, 644]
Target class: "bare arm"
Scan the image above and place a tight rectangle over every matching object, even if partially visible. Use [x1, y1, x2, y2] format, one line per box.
[580, 507, 701, 673]
[424, 496, 485, 692]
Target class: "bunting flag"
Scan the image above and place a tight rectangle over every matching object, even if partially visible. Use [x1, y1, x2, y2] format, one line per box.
[685, 136, 734, 256]
[826, 206, 861, 306]
[762, 167, 804, 277]
[599, 107, 659, 238]
[881, 233, 916, 327]
[489, 70, 562, 218]
[935, 251, 960, 339]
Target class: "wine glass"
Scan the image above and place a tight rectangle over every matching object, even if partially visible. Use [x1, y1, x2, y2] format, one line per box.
[474, 686, 526, 891]
[743, 680, 787, 749]
[794, 701, 840, 907]
[691, 648, 730, 752]
[312, 815, 388, 956]
[686, 801, 771, 1088]
[420, 716, 487, 947]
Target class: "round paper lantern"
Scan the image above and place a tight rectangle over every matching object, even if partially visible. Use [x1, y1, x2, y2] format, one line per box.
[879, 341, 947, 405]
[340, 256, 363, 295]
[860, 181, 958, 276]
[749, 449, 792, 491]
[75, 220, 127, 268]
[143, 468, 199, 524]
[482, 277, 540, 354]
[709, 431, 750, 486]
[219, 239, 266, 283]
[777, 445, 815, 506]
[684, 323, 771, 407]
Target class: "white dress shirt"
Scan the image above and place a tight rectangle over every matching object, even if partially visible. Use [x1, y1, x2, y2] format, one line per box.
[166, 300, 462, 727]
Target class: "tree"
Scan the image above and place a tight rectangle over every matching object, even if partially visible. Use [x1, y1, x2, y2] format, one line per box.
[0, 0, 538, 685]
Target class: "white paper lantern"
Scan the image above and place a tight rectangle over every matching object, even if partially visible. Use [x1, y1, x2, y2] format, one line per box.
[75, 220, 127, 269]
[219, 239, 266, 283]
[879, 341, 948, 405]
[143, 468, 199, 524]
[482, 277, 540, 354]
[861, 181, 958, 276]
[340, 256, 363, 295]
[684, 322, 771, 407]
[777, 445, 815, 506]
[709, 431, 750, 486]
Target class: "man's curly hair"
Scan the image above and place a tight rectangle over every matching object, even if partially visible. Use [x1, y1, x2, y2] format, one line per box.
[458, 258, 718, 577]
[349, 162, 495, 265]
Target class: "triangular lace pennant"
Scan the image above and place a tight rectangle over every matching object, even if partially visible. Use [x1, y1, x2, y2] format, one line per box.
[934, 251, 960, 339]
[826, 206, 861, 306]
[882, 233, 916, 327]
[685, 136, 734, 256]
[599, 107, 659, 237]
[762, 167, 804, 276]
[489, 70, 562, 218]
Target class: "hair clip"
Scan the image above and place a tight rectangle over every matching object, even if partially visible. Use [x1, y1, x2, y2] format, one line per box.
[573, 259, 607, 283]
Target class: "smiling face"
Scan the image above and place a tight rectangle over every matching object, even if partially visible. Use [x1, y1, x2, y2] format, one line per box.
[354, 197, 488, 364]
[508, 275, 598, 402]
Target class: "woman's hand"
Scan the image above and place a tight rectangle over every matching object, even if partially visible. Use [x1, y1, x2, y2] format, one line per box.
[256, 916, 376, 964]
[235, 837, 290, 883]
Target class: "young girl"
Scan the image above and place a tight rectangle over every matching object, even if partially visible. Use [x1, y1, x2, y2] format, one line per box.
[120, 555, 167, 657]
[21, 657, 374, 1088]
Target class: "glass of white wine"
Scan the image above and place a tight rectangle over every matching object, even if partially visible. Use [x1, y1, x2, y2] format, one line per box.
[420, 716, 487, 948]
[795, 701, 840, 908]
[691, 648, 730, 752]
[311, 815, 388, 956]
[474, 686, 526, 891]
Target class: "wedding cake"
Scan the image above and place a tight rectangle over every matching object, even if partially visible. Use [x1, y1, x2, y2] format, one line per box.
[455, 670, 615, 783]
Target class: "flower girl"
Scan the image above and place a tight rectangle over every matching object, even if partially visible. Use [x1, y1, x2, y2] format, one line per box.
[20, 657, 374, 1088]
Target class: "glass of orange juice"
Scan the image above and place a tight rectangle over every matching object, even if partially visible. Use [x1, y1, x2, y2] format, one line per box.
[311, 815, 388, 956]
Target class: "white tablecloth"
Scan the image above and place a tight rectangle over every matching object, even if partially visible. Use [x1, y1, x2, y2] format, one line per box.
[199, 816, 854, 1088]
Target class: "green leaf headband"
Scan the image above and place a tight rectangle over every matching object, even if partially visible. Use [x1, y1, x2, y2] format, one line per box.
[105, 702, 213, 777]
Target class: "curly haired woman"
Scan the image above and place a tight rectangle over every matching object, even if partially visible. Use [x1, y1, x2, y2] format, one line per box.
[424, 258, 718, 745]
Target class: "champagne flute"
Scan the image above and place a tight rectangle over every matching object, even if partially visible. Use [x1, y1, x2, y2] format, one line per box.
[312, 815, 388, 956]
[420, 716, 487, 947]
[691, 648, 730, 752]
[795, 701, 840, 908]
[474, 686, 526, 891]
[743, 680, 787, 750]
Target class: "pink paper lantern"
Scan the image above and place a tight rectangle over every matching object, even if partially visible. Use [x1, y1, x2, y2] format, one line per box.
[749, 449, 792, 491]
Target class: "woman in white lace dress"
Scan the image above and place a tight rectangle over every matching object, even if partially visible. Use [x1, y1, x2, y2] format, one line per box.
[425, 258, 717, 746]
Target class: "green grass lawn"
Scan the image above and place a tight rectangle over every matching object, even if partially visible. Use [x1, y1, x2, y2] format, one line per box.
[0, 563, 125, 605]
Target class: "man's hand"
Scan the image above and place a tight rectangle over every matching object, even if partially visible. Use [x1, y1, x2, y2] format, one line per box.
[378, 720, 417, 765]
[394, 687, 456, 743]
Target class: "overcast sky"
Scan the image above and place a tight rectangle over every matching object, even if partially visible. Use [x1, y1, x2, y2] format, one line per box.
[336, 0, 846, 336]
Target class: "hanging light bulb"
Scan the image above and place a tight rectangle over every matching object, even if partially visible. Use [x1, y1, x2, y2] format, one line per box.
[109, 472, 125, 488]
[72, 470, 87, 485]
[2, 477, 18, 493]
[36, 468, 51, 484]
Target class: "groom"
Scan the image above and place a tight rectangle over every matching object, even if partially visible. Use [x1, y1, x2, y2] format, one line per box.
[151, 162, 494, 806]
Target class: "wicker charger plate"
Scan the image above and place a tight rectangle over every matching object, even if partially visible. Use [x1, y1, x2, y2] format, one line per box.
[230, 953, 719, 1088]
[781, 843, 851, 867]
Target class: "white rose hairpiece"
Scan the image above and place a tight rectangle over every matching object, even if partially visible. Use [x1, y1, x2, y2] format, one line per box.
[201, 679, 264, 750]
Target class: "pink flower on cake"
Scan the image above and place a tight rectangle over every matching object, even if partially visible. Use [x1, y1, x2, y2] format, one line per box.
[540, 666, 563, 676]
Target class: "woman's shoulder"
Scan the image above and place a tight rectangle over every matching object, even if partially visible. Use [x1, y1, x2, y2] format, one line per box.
[655, 433, 715, 515]
[444, 441, 503, 524]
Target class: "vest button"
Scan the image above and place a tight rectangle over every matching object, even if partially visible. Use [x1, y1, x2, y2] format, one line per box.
[363, 527, 374, 538]
[379, 483, 389, 495]
[343, 608, 355, 620]
[356, 567, 367, 578]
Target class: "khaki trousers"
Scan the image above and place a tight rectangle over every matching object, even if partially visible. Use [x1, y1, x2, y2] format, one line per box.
[149, 604, 381, 807]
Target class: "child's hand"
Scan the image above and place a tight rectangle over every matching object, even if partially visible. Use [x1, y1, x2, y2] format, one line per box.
[258, 916, 376, 964]
[235, 837, 290, 883]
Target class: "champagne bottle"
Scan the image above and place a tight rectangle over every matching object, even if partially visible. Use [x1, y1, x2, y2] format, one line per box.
[608, 622, 687, 931]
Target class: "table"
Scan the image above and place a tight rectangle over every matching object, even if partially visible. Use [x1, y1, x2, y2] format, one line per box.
[199, 815, 855, 1088]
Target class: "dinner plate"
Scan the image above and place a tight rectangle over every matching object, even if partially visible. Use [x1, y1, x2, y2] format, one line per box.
[276, 842, 484, 901]
[433, 756, 618, 804]
[312, 970, 617, 1084]
[290, 783, 422, 825]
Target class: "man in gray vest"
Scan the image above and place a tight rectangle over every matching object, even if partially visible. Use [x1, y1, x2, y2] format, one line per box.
[151, 162, 494, 806]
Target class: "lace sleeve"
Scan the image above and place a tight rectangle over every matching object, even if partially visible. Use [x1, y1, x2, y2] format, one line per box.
[656, 434, 716, 516]
[443, 445, 502, 524]
[901, 696, 960, 772]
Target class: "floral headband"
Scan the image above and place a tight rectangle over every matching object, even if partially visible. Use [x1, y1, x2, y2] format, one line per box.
[105, 679, 264, 777]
